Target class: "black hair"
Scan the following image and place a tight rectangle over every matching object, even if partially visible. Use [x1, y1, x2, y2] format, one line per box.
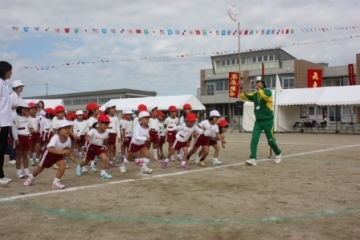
[208, 116, 215, 121]
[16, 106, 22, 115]
[105, 108, 110, 115]
[38, 100, 45, 109]
[219, 125, 229, 133]
[88, 110, 94, 118]
[0, 61, 12, 79]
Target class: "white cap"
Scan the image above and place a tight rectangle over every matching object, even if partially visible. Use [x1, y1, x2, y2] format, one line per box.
[210, 110, 221, 117]
[12, 80, 25, 88]
[18, 100, 30, 108]
[139, 111, 150, 118]
[255, 76, 262, 81]
[75, 110, 84, 115]
[147, 105, 157, 112]
[105, 101, 116, 109]
[57, 119, 74, 128]
[122, 109, 134, 115]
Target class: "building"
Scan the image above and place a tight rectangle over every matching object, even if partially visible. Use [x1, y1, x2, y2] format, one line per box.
[25, 88, 157, 111]
[198, 49, 359, 123]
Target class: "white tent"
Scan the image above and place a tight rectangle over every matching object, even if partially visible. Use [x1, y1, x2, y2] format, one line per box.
[100, 95, 205, 111]
[25, 99, 64, 109]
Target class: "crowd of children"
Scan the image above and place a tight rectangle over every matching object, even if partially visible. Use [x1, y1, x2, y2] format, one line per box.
[4, 100, 230, 188]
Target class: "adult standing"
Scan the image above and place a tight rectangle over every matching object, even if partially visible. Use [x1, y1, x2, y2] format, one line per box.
[0, 61, 14, 184]
[239, 76, 282, 166]
[37, 100, 46, 119]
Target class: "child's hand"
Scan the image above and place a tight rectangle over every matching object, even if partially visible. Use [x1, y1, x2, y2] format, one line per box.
[62, 149, 70, 155]
[221, 142, 226, 149]
[146, 136, 150, 142]
[15, 140, 19, 146]
[70, 156, 77, 163]
[222, 139, 227, 144]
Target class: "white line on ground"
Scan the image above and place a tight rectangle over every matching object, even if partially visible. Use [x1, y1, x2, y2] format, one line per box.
[227, 140, 350, 146]
[1, 144, 359, 202]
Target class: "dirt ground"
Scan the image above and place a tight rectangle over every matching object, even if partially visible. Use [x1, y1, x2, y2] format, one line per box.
[0, 132, 359, 240]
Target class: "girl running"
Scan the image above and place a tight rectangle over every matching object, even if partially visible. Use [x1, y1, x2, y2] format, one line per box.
[104, 102, 121, 168]
[85, 102, 101, 172]
[164, 106, 179, 161]
[147, 106, 160, 163]
[73, 110, 88, 158]
[121, 109, 134, 160]
[27, 102, 41, 166]
[157, 110, 166, 159]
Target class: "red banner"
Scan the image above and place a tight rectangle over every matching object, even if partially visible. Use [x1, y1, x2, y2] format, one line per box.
[307, 69, 322, 88]
[229, 72, 240, 98]
[348, 64, 356, 85]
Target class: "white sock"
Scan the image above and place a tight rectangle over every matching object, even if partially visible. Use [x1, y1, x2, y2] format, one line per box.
[17, 169, 22, 174]
[24, 168, 29, 172]
[53, 178, 60, 184]
[181, 161, 186, 166]
[101, 170, 106, 175]
[135, 158, 140, 163]
[90, 160, 95, 167]
[121, 159, 129, 167]
[142, 158, 149, 168]
[165, 158, 169, 163]
[153, 150, 158, 159]
[29, 173, 34, 179]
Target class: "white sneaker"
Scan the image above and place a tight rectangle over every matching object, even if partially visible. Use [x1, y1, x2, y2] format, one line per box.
[82, 166, 88, 172]
[76, 166, 82, 176]
[2, 177, 12, 182]
[16, 171, 25, 179]
[23, 177, 34, 186]
[0, 178, 10, 184]
[9, 160, 16, 165]
[35, 158, 39, 163]
[195, 155, 201, 164]
[90, 166, 97, 172]
[245, 159, 257, 166]
[30, 159, 35, 166]
[275, 153, 282, 164]
[24, 169, 32, 177]
[120, 166, 126, 173]
[213, 159, 223, 165]
[141, 167, 153, 174]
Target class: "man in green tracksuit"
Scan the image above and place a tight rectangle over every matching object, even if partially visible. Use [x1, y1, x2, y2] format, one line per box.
[240, 76, 282, 166]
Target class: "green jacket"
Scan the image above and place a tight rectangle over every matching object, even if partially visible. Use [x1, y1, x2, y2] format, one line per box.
[240, 88, 274, 121]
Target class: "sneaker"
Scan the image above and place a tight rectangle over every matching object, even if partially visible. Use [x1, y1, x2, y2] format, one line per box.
[24, 169, 32, 177]
[30, 159, 36, 166]
[51, 182, 65, 189]
[35, 158, 39, 164]
[65, 164, 70, 169]
[114, 158, 120, 163]
[23, 177, 34, 186]
[199, 161, 206, 167]
[245, 159, 257, 166]
[154, 158, 162, 163]
[181, 164, 190, 170]
[16, 171, 25, 179]
[141, 167, 153, 174]
[0, 178, 10, 184]
[213, 159, 223, 166]
[195, 155, 201, 164]
[189, 157, 194, 161]
[2, 177, 12, 182]
[275, 153, 282, 164]
[53, 164, 59, 170]
[76, 166, 82, 176]
[107, 162, 117, 168]
[177, 154, 182, 161]
[170, 156, 176, 162]
[90, 166, 98, 172]
[9, 160, 16, 165]
[120, 166, 126, 173]
[135, 160, 143, 166]
[81, 166, 88, 172]
[161, 161, 168, 169]
[100, 172, 113, 179]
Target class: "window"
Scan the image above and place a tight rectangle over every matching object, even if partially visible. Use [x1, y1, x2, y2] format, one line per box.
[63, 100, 72, 105]
[226, 60, 231, 65]
[342, 106, 357, 115]
[282, 76, 295, 89]
[224, 80, 228, 90]
[309, 107, 315, 115]
[275, 54, 279, 60]
[249, 76, 257, 91]
[216, 81, 224, 91]
[216, 61, 221, 67]
[231, 59, 236, 65]
[99, 97, 111, 103]
[323, 77, 349, 87]
[235, 59, 238, 64]
[257, 56, 262, 62]
[269, 55, 274, 61]
[252, 57, 257, 63]
[221, 60, 226, 66]
[264, 75, 276, 89]
[73, 98, 97, 105]
[342, 77, 349, 86]
[206, 83, 215, 95]
[241, 58, 246, 64]
[263, 55, 268, 61]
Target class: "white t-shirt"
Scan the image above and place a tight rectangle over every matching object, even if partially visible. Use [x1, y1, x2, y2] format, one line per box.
[12, 115, 30, 140]
[87, 116, 97, 130]
[0, 80, 13, 127]
[87, 128, 108, 146]
[9, 92, 22, 118]
[121, 119, 133, 137]
[37, 109, 46, 119]
[47, 134, 71, 150]
[199, 120, 219, 137]
[164, 117, 179, 131]
[158, 122, 166, 137]
[106, 115, 121, 138]
[73, 119, 89, 136]
[133, 117, 140, 132]
[175, 123, 201, 142]
[40, 117, 52, 132]
[131, 124, 149, 145]
[27, 115, 40, 132]
[51, 117, 64, 132]
[148, 118, 159, 131]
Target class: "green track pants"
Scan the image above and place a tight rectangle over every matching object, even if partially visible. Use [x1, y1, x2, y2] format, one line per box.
[250, 119, 281, 160]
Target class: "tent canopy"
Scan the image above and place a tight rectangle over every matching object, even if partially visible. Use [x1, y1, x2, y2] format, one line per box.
[277, 86, 360, 106]
[25, 99, 64, 109]
[100, 95, 206, 111]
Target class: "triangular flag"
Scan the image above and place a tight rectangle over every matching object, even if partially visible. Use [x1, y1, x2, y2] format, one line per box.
[151, 30, 156, 35]
[202, 30, 207, 35]
[64, 28, 70, 33]
[167, 29, 173, 35]
[111, 29, 115, 34]
[55, 28, 60, 33]
[128, 29, 133, 34]
[143, 29, 149, 35]
[84, 28, 88, 33]
[135, 29, 142, 34]
[174, 30, 180, 35]
[101, 29, 107, 34]
[227, 4, 239, 22]
[34, 27, 40, 32]
[74, 28, 79, 33]
[23, 27, 29, 32]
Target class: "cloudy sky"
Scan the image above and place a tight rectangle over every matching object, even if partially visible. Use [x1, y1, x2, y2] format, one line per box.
[1, 0, 359, 97]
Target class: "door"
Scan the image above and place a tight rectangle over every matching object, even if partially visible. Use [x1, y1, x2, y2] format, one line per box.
[329, 106, 341, 122]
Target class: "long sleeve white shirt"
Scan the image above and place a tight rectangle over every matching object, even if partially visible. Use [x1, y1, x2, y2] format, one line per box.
[9, 92, 22, 118]
[131, 124, 149, 145]
[0, 79, 13, 127]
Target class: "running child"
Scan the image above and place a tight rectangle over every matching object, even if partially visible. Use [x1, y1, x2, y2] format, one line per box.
[120, 111, 153, 174]
[178, 103, 193, 160]
[104, 102, 121, 168]
[133, 104, 147, 164]
[40, 108, 54, 151]
[164, 105, 179, 161]
[12, 100, 32, 178]
[73, 110, 88, 158]
[23, 120, 77, 189]
[120, 109, 134, 160]
[84, 102, 100, 172]
[161, 113, 200, 170]
[76, 115, 113, 179]
[147, 106, 161, 163]
[27, 102, 41, 166]
[157, 110, 166, 159]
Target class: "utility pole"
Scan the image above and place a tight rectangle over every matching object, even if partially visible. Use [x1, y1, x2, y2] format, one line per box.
[45, 83, 48, 96]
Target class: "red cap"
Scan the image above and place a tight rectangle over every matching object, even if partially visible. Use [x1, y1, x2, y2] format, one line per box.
[28, 102, 37, 108]
[217, 120, 229, 127]
[98, 114, 111, 123]
[83, 113, 88, 119]
[45, 108, 54, 115]
[54, 105, 65, 113]
[183, 103, 192, 110]
[65, 112, 72, 120]
[168, 105, 177, 112]
[99, 111, 105, 116]
[157, 110, 164, 116]
[71, 113, 76, 120]
[186, 113, 197, 122]
[137, 104, 147, 112]
[86, 102, 100, 111]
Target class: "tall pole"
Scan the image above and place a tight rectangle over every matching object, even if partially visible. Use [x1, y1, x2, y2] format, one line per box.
[45, 83, 48, 96]
[238, 21, 241, 131]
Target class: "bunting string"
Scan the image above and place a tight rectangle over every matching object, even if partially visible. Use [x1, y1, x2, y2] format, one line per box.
[17, 35, 360, 71]
[1, 25, 359, 36]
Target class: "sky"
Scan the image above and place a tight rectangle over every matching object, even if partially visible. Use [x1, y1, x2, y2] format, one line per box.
[1, 0, 359, 97]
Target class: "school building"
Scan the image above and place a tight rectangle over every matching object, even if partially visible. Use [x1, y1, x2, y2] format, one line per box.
[197, 48, 360, 123]
[25, 88, 157, 111]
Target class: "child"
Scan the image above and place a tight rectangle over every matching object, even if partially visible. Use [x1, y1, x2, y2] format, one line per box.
[12, 100, 32, 178]
[85, 102, 101, 172]
[76, 115, 113, 179]
[187, 110, 226, 167]
[162, 113, 200, 170]
[23, 120, 77, 188]
[121, 109, 134, 160]
[133, 104, 147, 164]
[120, 111, 153, 174]
[104, 102, 121, 168]
[73, 110, 89, 158]
[37, 100, 46, 120]
[198, 119, 229, 166]
[27, 102, 41, 166]
[178, 103, 193, 160]
[164, 105, 179, 161]
[157, 110, 166, 159]
[147, 106, 161, 163]
[40, 108, 54, 151]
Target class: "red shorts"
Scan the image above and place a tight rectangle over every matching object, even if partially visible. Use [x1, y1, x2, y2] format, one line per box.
[76, 135, 86, 145]
[166, 131, 177, 143]
[172, 139, 188, 150]
[193, 134, 210, 148]
[85, 144, 106, 160]
[122, 137, 131, 147]
[129, 142, 146, 152]
[15, 135, 31, 151]
[209, 139, 217, 146]
[107, 133, 117, 145]
[30, 133, 41, 144]
[148, 130, 159, 144]
[158, 136, 165, 145]
[39, 149, 64, 168]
